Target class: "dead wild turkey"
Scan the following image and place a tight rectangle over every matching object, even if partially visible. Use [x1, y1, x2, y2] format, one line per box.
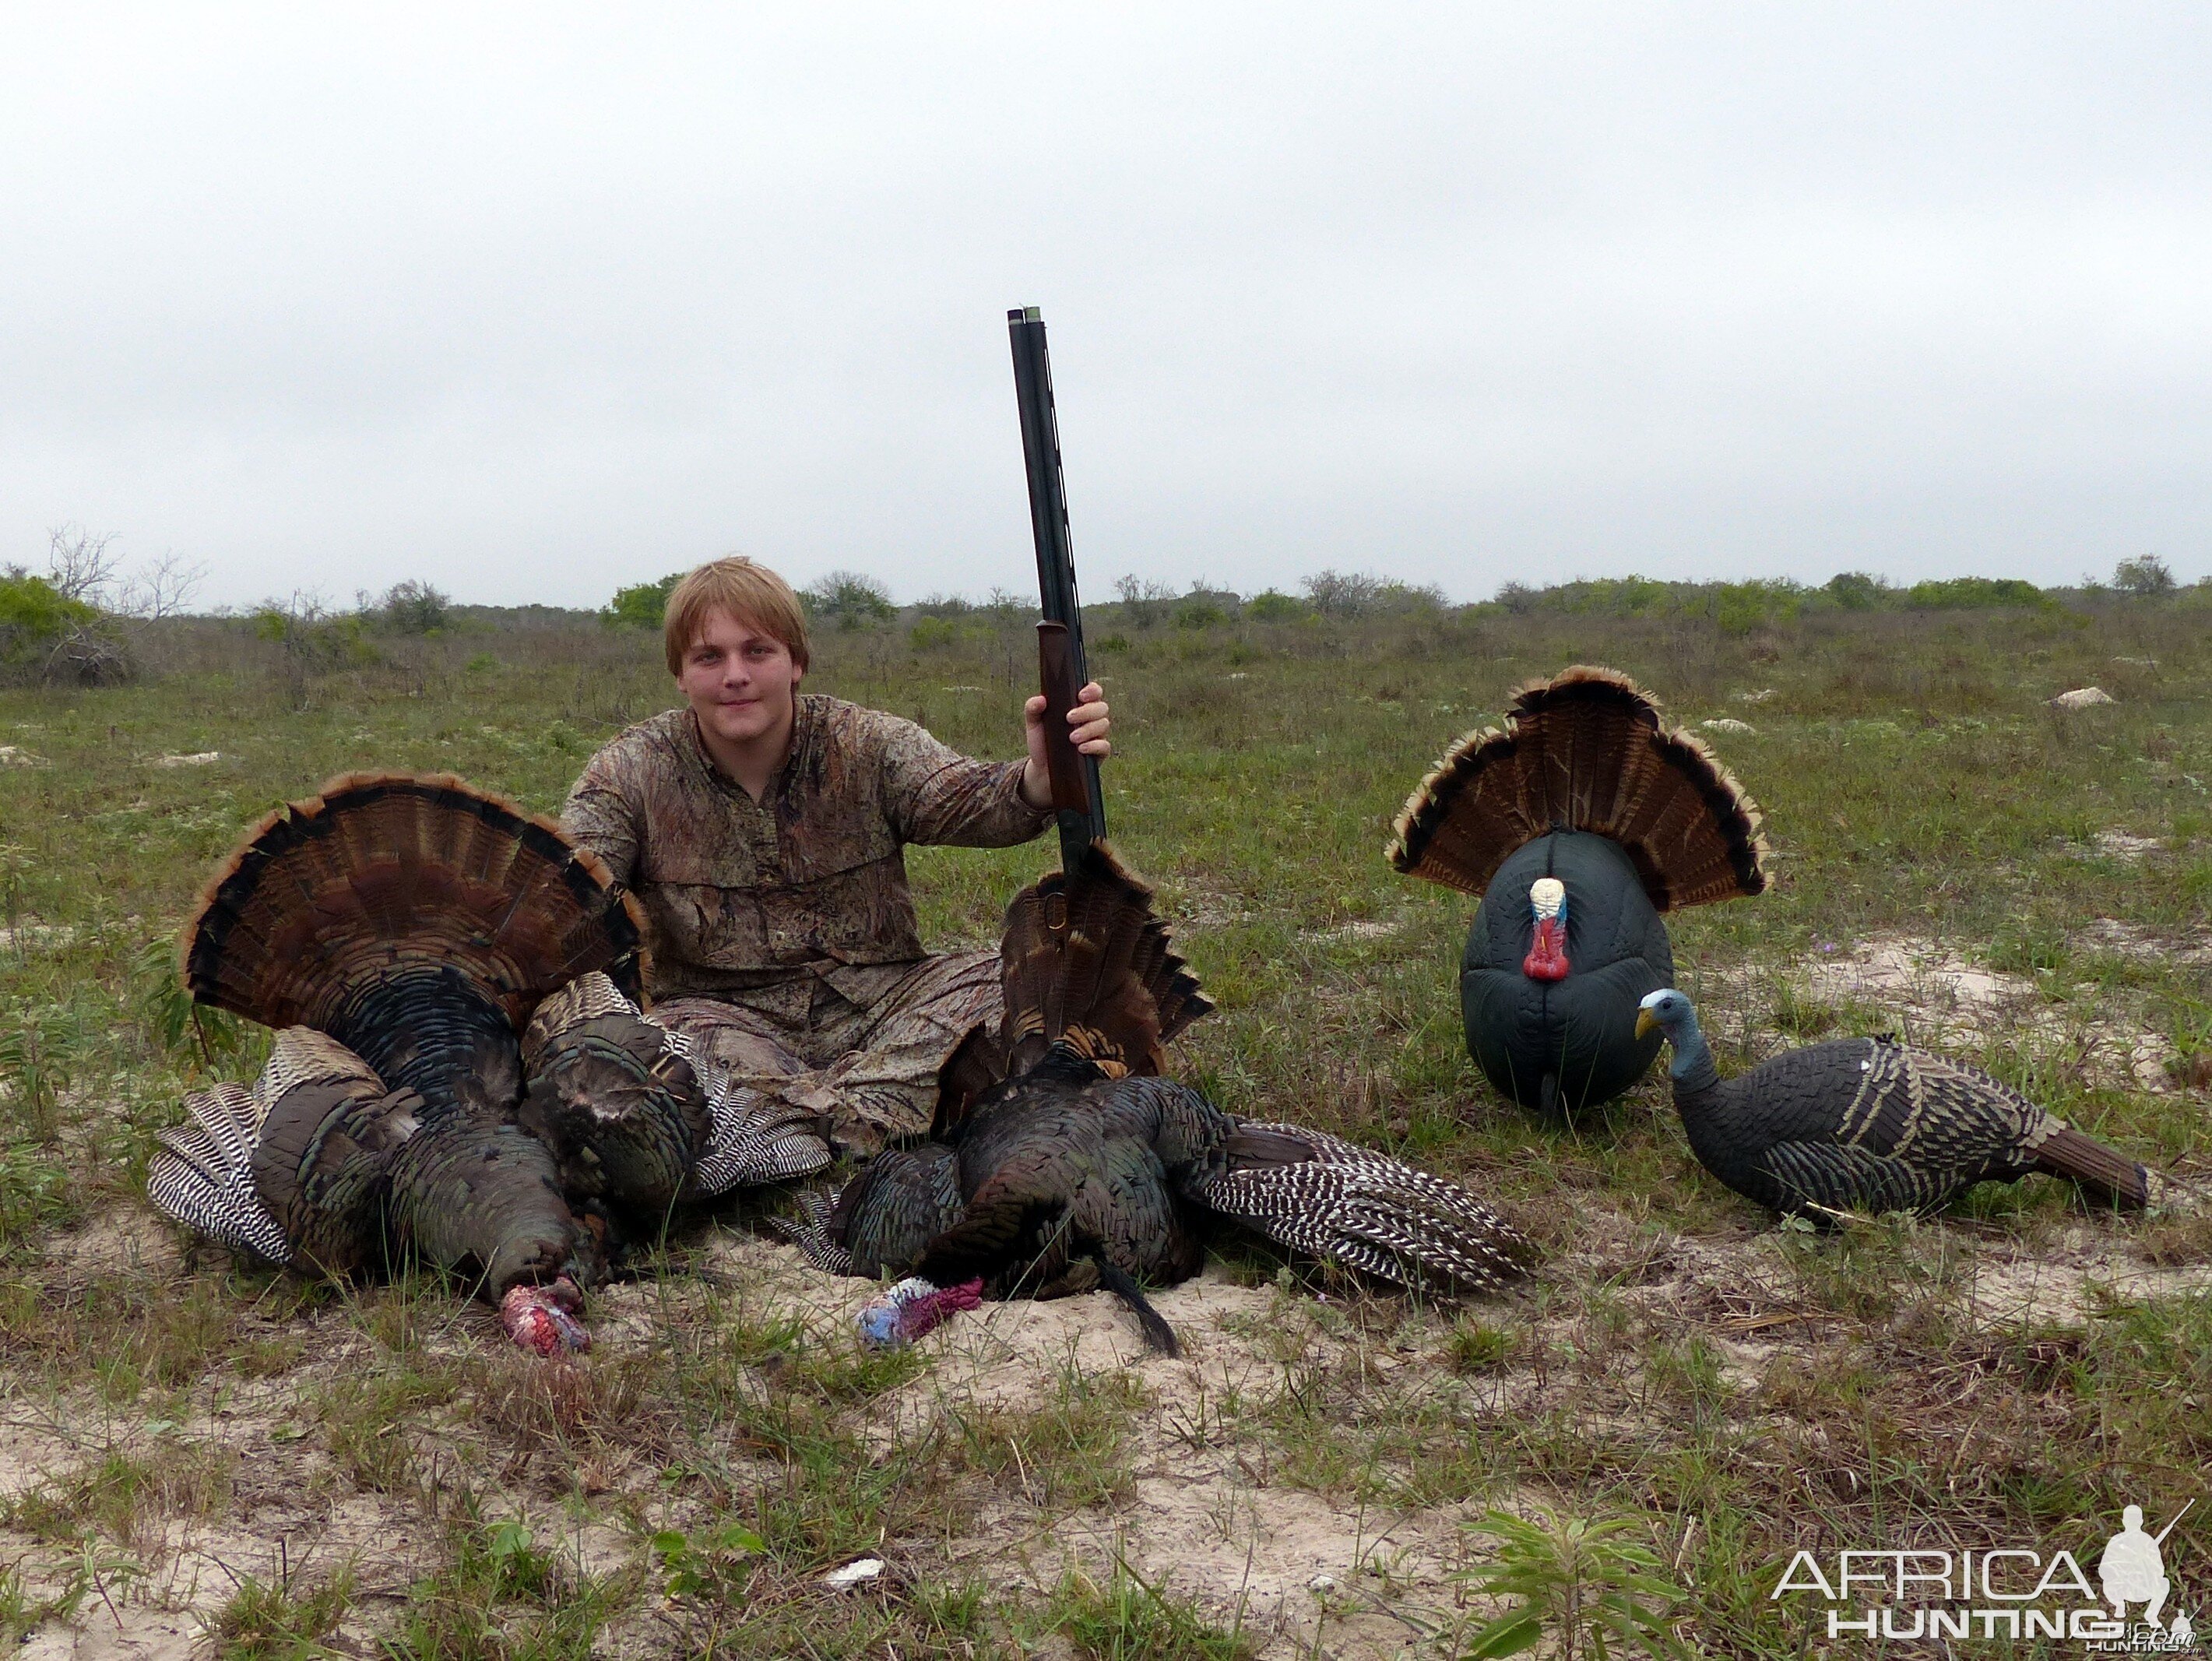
[1634, 987, 2161, 1219]
[1387, 667, 1767, 1118]
[146, 772, 828, 1353]
[783, 844, 1535, 1353]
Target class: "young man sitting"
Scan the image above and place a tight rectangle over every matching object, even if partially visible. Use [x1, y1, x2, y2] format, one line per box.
[561, 557, 1111, 1156]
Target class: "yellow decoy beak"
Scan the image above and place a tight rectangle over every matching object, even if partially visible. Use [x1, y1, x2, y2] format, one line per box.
[1634, 1009, 1658, 1040]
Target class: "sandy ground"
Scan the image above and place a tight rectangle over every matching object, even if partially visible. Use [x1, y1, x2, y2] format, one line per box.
[3, 926, 2205, 1657]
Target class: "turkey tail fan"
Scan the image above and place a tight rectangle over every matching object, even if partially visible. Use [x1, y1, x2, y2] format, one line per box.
[183, 772, 649, 1040]
[2028, 1123, 2154, 1209]
[997, 841, 1214, 1079]
[149, 1083, 295, 1265]
[1387, 665, 1767, 910]
[1189, 1121, 1535, 1295]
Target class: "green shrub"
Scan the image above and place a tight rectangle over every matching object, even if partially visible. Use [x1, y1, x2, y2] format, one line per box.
[375, 580, 450, 635]
[1245, 589, 1309, 621]
[600, 572, 684, 629]
[803, 571, 895, 630]
[2112, 554, 2178, 596]
[0, 571, 114, 684]
[0, 572, 94, 639]
[1823, 571, 1890, 610]
[1713, 579, 1802, 635]
[1174, 598, 1228, 630]
[909, 616, 964, 651]
[1904, 576, 2050, 610]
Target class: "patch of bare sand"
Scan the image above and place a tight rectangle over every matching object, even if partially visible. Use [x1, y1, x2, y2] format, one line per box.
[2092, 829, 2166, 861]
[1303, 917, 1403, 944]
[700, 1233, 1486, 1655]
[44, 1212, 186, 1281]
[2074, 917, 2212, 968]
[1715, 935, 2185, 1092]
[913, 1272, 1478, 1653]
[16, 1603, 204, 1659]
[1, 1462, 431, 1660]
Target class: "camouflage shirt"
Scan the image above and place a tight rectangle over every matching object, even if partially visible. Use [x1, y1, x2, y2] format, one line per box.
[561, 697, 1050, 1002]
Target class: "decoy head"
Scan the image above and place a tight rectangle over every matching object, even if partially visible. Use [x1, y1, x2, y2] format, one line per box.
[1521, 877, 1570, 982]
[1635, 987, 1698, 1043]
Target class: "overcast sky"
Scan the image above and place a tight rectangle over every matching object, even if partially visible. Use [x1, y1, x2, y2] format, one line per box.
[5, 5, 2209, 611]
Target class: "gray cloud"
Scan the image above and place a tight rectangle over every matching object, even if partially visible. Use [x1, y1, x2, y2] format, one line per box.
[3, 4, 2207, 608]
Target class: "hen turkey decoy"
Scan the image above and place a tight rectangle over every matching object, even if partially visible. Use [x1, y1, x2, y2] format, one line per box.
[1387, 667, 1767, 1118]
[785, 844, 1535, 1353]
[1635, 987, 2161, 1220]
[146, 772, 829, 1353]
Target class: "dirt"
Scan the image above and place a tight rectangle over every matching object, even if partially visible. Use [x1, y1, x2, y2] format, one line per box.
[6, 1188, 2207, 1658]
[2049, 687, 2117, 710]
[2073, 917, 2212, 966]
[2091, 829, 2168, 860]
[1721, 934, 2187, 1093]
[1306, 919, 1404, 943]
[906, 1273, 1475, 1652]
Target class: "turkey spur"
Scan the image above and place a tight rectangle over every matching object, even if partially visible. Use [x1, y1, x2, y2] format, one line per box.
[784, 844, 1536, 1353]
[146, 772, 828, 1353]
[1636, 988, 2163, 1221]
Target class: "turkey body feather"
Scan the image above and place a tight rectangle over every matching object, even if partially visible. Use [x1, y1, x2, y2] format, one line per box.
[791, 845, 1535, 1352]
[146, 772, 830, 1347]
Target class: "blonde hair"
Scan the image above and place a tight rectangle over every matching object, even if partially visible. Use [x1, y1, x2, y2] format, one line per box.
[663, 557, 811, 676]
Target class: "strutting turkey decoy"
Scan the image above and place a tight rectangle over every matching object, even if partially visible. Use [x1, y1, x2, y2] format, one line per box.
[1634, 987, 2163, 1220]
[145, 772, 829, 1353]
[1387, 667, 1767, 1118]
[783, 843, 1536, 1353]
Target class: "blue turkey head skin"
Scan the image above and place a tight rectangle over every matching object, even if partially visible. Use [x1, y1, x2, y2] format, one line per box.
[1458, 830, 1675, 1116]
[857, 1303, 907, 1349]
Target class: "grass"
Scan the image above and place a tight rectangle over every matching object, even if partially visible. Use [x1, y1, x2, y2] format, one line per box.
[0, 593, 2205, 1654]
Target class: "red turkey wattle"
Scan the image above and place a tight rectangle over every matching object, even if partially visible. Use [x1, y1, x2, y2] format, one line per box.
[1521, 877, 1570, 981]
[500, 1276, 591, 1355]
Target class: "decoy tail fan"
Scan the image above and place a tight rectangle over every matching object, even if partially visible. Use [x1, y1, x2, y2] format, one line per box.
[1387, 665, 1766, 910]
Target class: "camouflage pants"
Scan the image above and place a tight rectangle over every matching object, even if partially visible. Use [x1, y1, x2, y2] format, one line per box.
[651, 952, 1000, 1156]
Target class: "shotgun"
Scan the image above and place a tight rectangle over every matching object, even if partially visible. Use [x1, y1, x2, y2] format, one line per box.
[1008, 306, 1106, 871]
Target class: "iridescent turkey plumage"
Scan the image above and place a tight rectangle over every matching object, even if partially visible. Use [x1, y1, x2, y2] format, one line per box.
[146, 772, 830, 1348]
[786, 844, 1535, 1351]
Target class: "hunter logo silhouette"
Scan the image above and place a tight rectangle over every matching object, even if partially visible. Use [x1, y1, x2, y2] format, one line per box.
[2100, 1501, 2193, 1632]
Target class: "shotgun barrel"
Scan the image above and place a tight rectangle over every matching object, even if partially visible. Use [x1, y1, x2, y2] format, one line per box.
[1008, 306, 1106, 870]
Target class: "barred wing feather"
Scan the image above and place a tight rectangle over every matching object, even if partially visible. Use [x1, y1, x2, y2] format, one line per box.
[1191, 1121, 1534, 1293]
[148, 1084, 295, 1265]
